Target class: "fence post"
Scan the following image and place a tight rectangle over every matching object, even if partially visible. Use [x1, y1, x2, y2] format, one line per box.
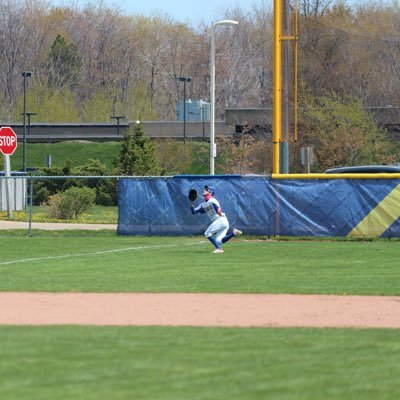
[28, 176, 33, 236]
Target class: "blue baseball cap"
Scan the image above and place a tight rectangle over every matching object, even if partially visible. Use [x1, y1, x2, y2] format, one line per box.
[204, 185, 215, 196]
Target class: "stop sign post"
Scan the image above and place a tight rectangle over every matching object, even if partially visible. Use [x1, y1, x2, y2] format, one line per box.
[0, 126, 18, 218]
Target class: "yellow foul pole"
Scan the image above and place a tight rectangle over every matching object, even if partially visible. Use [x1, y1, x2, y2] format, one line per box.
[273, 0, 282, 174]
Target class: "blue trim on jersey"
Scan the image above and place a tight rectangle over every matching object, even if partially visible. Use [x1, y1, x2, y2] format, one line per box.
[211, 202, 219, 214]
[192, 198, 221, 222]
[191, 206, 205, 215]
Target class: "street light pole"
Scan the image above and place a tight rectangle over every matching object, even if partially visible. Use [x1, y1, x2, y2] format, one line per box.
[110, 116, 126, 136]
[177, 77, 191, 144]
[22, 71, 32, 173]
[210, 20, 238, 175]
[20, 112, 36, 170]
[26, 112, 37, 138]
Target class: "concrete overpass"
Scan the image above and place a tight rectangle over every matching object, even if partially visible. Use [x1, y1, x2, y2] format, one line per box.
[225, 107, 400, 136]
[3, 121, 234, 143]
[2, 106, 400, 143]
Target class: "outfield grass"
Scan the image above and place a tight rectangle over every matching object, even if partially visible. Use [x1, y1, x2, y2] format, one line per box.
[0, 326, 398, 400]
[0, 233, 399, 295]
[1, 232, 399, 399]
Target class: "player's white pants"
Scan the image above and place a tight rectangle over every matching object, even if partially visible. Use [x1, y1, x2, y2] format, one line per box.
[204, 216, 229, 245]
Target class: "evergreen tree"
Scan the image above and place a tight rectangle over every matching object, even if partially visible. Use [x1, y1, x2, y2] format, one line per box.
[48, 34, 82, 89]
[116, 123, 161, 176]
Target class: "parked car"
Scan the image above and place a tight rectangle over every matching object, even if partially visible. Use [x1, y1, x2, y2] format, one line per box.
[324, 165, 400, 174]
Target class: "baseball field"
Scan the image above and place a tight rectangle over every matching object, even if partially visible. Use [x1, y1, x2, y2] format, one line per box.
[0, 231, 399, 399]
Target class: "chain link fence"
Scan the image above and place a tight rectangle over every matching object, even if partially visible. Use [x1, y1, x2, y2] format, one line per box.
[0, 176, 121, 235]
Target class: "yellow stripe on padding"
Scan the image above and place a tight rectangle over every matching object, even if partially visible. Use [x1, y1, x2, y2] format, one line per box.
[349, 184, 400, 236]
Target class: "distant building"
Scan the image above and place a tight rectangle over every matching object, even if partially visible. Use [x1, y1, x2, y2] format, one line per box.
[176, 99, 210, 122]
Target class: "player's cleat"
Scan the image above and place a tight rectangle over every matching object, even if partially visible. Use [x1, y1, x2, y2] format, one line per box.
[212, 248, 224, 253]
[233, 228, 243, 236]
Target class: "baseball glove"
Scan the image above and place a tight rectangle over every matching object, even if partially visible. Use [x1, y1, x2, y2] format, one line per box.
[188, 189, 198, 202]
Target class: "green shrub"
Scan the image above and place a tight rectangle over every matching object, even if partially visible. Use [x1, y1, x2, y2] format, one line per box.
[155, 139, 194, 174]
[33, 186, 50, 206]
[47, 186, 96, 219]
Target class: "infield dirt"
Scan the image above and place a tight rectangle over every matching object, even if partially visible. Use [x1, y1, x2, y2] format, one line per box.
[1, 292, 399, 328]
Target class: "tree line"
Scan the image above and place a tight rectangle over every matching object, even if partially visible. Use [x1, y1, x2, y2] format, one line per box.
[0, 0, 399, 123]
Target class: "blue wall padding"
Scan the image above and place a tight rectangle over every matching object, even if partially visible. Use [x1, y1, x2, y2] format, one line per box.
[117, 176, 400, 237]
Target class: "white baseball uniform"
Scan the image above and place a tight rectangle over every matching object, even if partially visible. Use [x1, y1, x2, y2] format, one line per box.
[191, 197, 229, 245]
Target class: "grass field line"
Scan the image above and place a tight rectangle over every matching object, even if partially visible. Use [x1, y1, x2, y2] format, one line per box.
[0, 240, 208, 266]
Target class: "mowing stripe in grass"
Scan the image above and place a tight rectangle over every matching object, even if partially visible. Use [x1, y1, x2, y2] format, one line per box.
[0, 240, 207, 266]
[1, 326, 399, 400]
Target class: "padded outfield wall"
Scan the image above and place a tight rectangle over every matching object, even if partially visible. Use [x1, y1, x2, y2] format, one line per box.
[117, 175, 400, 237]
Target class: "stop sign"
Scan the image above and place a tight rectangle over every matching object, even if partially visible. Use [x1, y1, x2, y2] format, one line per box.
[0, 127, 18, 155]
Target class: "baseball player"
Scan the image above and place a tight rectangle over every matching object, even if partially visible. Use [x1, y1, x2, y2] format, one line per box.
[190, 185, 242, 253]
